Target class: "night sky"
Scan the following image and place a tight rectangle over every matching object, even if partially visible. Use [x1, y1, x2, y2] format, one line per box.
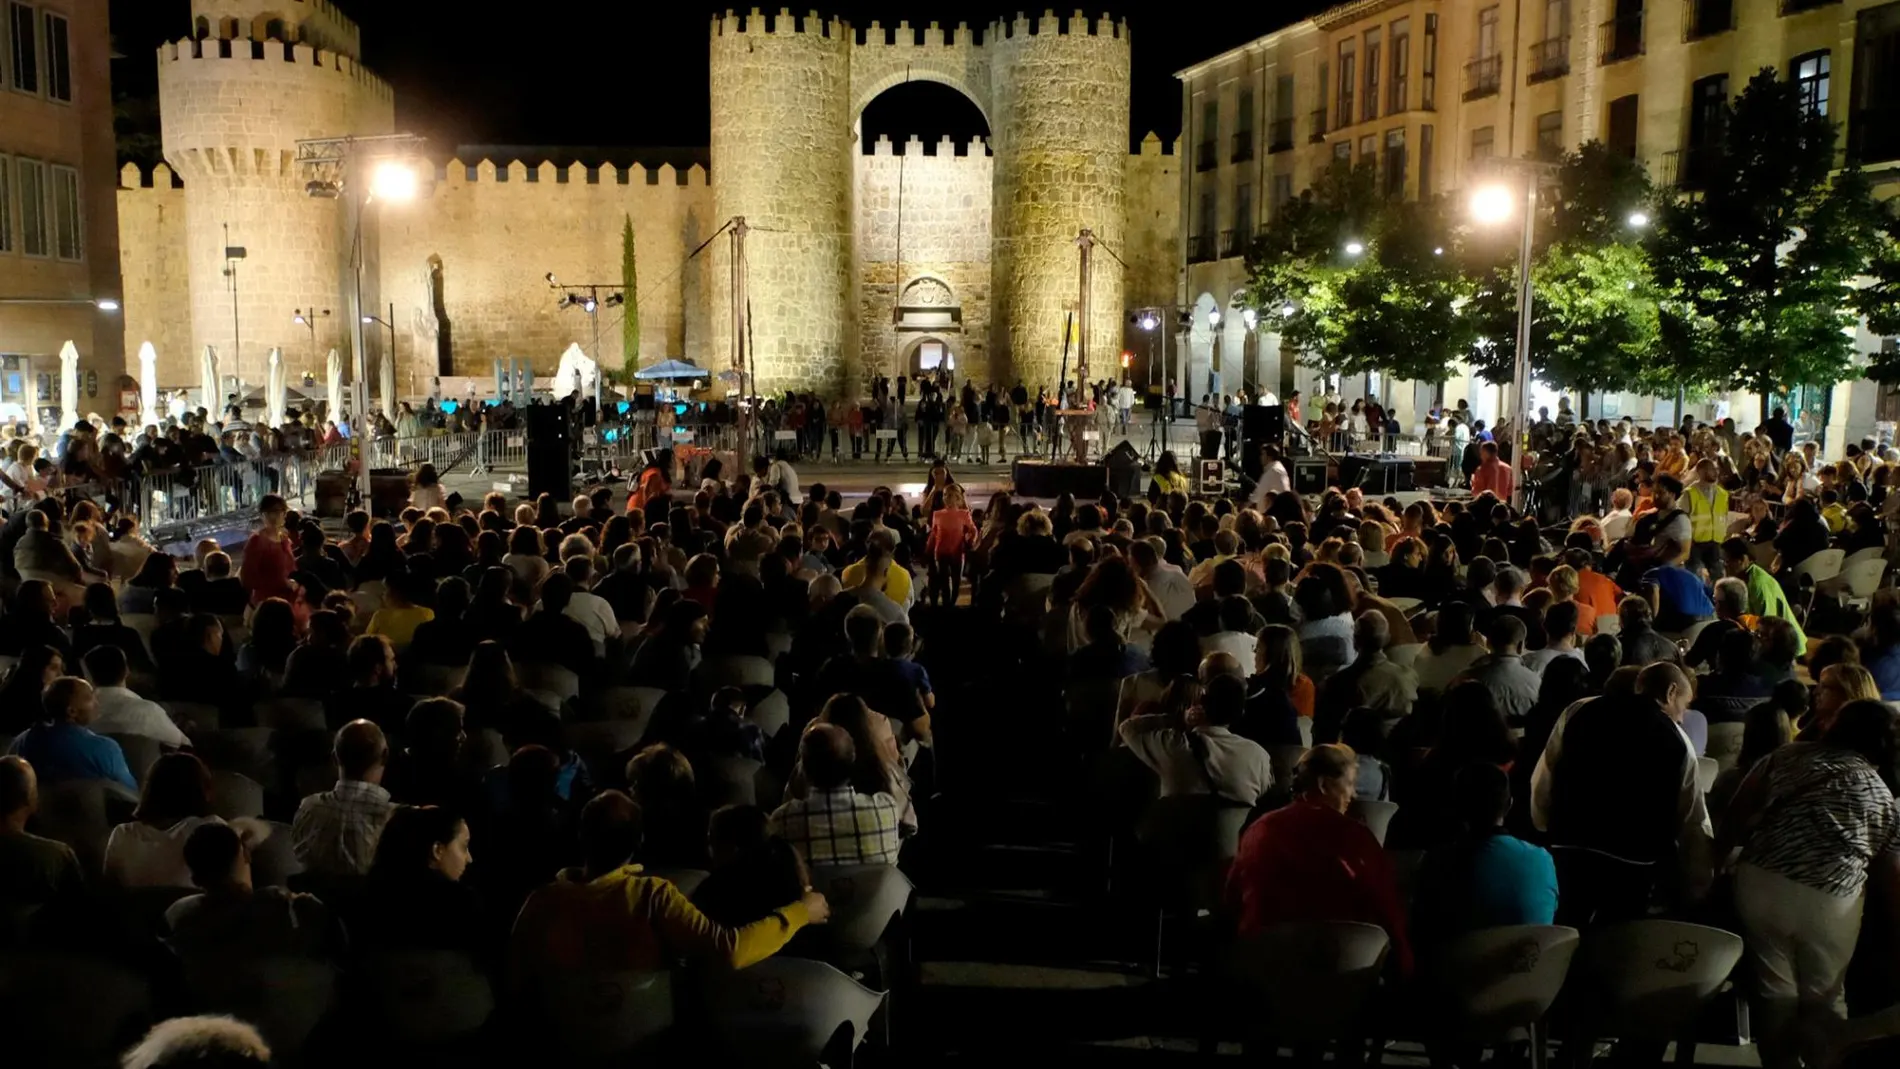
[109, 1, 1334, 154]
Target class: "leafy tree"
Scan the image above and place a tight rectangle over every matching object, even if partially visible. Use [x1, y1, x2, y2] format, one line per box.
[1853, 198, 1900, 379]
[621, 214, 641, 379]
[1649, 68, 1883, 420]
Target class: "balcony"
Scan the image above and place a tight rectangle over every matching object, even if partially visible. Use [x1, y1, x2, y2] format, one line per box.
[1268, 117, 1294, 153]
[1195, 140, 1218, 172]
[1463, 55, 1502, 100]
[1232, 130, 1255, 163]
[1188, 233, 1216, 264]
[1850, 107, 1900, 165]
[1527, 37, 1569, 83]
[1309, 107, 1328, 143]
[1682, 0, 1733, 39]
[1599, 13, 1645, 64]
[1222, 226, 1253, 259]
[1780, 0, 1840, 14]
[1663, 144, 1719, 190]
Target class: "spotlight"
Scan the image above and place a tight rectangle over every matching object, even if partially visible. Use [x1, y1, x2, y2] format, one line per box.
[96, 298, 121, 312]
[361, 315, 375, 324]
[304, 180, 340, 199]
[293, 312, 308, 325]
[1138, 311, 1159, 332]
[582, 297, 598, 314]
[1344, 240, 1366, 256]
[545, 273, 558, 286]
[605, 293, 625, 308]
[1207, 308, 1222, 328]
[1434, 246, 1445, 256]
[1242, 308, 1258, 330]
[1470, 185, 1514, 225]
[1280, 303, 1295, 317]
[369, 160, 419, 202]
[1627, 210, 1650, 228]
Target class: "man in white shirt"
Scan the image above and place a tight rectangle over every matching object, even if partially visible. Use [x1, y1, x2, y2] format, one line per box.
[559, 556, 621, 659]
[83, 646, 186, 746]
[1521, 603, 1587, 676]
[1119, 673, 1272, 804]
[1601, 488, 1637, 544]
[1132, 539, 1194, 622]
[1248, 442, 1291, 507]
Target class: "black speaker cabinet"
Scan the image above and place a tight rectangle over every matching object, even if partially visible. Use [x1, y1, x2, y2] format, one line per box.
[1240, 404, 1286, 479]
[1293, 458, 1329, 495]
[525, 404, 573, 499]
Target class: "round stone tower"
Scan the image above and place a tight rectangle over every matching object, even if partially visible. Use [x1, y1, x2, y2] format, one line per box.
[988, 12, 1131, 390]
[158, 0, 393, 392]
[708, 9, 854, 397]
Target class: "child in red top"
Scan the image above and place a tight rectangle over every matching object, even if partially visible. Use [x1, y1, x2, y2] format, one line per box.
[924, 484, 976, 606]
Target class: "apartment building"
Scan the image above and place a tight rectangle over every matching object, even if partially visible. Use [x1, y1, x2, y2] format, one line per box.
[0, 0, 121, 429]
[1177, 0, 1900, 441]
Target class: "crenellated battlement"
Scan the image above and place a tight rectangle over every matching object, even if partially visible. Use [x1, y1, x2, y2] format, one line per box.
[1134, 131, 1175, 156]
[436, 158, 711, 190]
[117, 163, 185, 190]
[158, 37, 394, 104]
[989, 9, 1130, 41]
[712, 8, 848, 40]
[864, 134, 992, 158]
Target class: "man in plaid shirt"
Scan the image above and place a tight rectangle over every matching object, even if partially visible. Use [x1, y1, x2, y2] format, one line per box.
[291, 720, 394, 878]
[768, 723, 901, 866]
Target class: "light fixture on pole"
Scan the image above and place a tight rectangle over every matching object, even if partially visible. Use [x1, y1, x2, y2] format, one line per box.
[0, 297, 121, 311]
[1626, 210, 1650, 229]
[1343, 240, 1366, 256]
[548, 273, 627, 419]
[293, 307, 330, 373]
[1241, 307, 1258, 331]
[296, 132, 428, 506]
[1468, 160, 1557, 512]
[361, 304, 399, 414]
[221, 228, 247, 405]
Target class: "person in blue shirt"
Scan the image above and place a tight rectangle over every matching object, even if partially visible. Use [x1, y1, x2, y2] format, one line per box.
[6, 676, 137, 793]
[1411, 761, 1558, 955]
[1642, 558, 1716, 635]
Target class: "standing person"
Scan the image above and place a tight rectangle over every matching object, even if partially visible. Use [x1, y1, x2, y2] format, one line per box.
[1718, 700, 1900, 1069]
[626, 449, 673, 527]
[1683, 458, 1730, 583]
[926, 484, 977, 607]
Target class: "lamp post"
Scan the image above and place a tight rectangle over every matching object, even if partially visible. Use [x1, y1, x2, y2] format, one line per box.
[1469, 175, 1540, 512]
[362, 303, 398, 411]
[293, 307, 330, 377]
[1207, 306, 1223, 399]
[295, 134, 428, 505]
[545, 274, 625, 418]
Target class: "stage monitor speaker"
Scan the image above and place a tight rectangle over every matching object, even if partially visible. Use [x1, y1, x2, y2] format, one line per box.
[1103, 441, 1144, 499]
[1338, 454, 1415, 495]
[1240, 405, 1286, 479]
[1293, 457, 1329, 495]
[1011, 459, 1108, 499]
[525, 404, 573, 499]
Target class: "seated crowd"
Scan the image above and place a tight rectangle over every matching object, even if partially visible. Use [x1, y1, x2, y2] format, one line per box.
[1, 414, 1899, 1067]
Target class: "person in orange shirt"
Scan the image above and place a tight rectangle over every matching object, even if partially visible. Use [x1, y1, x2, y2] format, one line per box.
[1470, 441, 1516, 501]
[510, 790, 828, 985]
[1559, 547, 1624, 628]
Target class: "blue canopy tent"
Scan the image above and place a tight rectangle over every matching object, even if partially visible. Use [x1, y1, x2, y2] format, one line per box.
[633, 360, 706, 381]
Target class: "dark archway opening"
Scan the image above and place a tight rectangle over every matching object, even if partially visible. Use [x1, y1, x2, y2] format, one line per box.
[858, 81, 989, 153]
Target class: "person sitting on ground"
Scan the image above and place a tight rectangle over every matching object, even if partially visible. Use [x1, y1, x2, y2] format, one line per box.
[84, 645, 186, 747]
[354, 804, 484, 959]
[1120, 671, 1273, 806]
[1692, 629, 1773, 726]
[692, 803, 810, 929]
[6, 675, 135, 792]
[165, 821, 339, 961]
[104, 752, 229, 888]
[768, 723, 902, 866]
[510, 789, 827, 983]
[1684, 576, 1752, 669]
[1412, 761, 1558, 954]
[0, 755, 86, 928]
[1722, 536, 1805, 650]
[1463, 615, 1543, 724]
[1224, 743, 1412, 974]
[1314, 610, 1418, 740]
[1614, 595, 1681, 667]
[290, 719, 395, 880]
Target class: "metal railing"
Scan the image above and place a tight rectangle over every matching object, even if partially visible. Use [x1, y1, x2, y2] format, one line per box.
[1188, 232, 1216, 264]
[1463, 55, 1502, 100]
[1195, 140, 1218, 171]
[1232, 130, 1255, 163]
[1779, 0, 1839, 14]
[1221, 226, 1253, 258]
[1682, 0, 1733, 40]
[1527, 36, 1569, 83]
[1309, 107, 1328, 143]
[1599, 13, 1644, 64]
[1268, 117, 1295, 153]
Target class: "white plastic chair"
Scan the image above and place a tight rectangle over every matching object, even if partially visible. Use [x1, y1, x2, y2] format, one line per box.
[1844, 545, 1886, 569]
[645, 866, 711, 896]
[1674, 619, 1716, 648]
[1386, 642, 1422, 668]
[360, 950, 496, 1047]
[1348, 799, 1399, 845]
[808, 863, 916, 959]
[1268, 745, 1307, 791]
[1388, 596, 1424, 614]
[539, 970, 675, 1061]
[703, 755, 765, 808]
[103, 733, 163, 788]
[1572, 920, 1745, 1064]
[1595, 615, 1622, 636]
[564, 720, 647, 783]
[189, 726, 277, 783]
[582, 686, 657, 731]
[701, 957, 887, 1068]
[1838, 558, 1888, 610]
[255, 696, 327, 733]
[209, 770, 266, 819]
[250, 820, 303, 888]
[748, 688, 792, 738]
[405, 663, 466, 698]
[1792, 548, 1846, 586]
[694, 653, 776, 691]
[1704, 723, 1746, 772]
[183, 955, 339, 1058]
[32, 778, 138, 874]
[121, 612, 160, 652]
[1426, 924, 1582, 1069]
[161, 700, 221, 731]
[1230, 921, 1392, 1046]
[1695, 756, 1718, 795]
[520, 662, 581, 704]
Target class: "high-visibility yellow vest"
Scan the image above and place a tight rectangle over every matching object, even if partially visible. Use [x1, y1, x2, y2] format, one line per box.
[1687, 483, 1729, 543]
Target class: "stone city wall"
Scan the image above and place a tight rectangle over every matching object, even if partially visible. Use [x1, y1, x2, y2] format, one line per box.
[1121, 133, 1180, 382]
[114, 165, 194, 386]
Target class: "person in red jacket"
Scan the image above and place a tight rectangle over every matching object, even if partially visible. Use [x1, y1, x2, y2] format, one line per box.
[238, 494, 296, 607]
[1224, 742, 1413, 975]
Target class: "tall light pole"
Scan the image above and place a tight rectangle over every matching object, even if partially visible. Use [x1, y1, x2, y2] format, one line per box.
[1470, 164, 1552, 512]
[222, 226, 246, 406]
[293, 307, 330, 379]
[545, 274, 625, 416]
[296, 133, 427, 505]
[362, 303, 399, 407]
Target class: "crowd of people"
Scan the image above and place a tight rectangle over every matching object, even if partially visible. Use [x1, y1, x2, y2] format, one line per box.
[2, 392, 1900, 1066]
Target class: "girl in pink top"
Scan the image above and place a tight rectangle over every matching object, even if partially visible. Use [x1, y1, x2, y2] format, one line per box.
[925, 484, 976, 606]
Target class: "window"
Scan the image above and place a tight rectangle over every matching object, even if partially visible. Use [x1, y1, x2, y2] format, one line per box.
[0, 156, 10, 253]
[1685, 73, 1729, 188]
[1235, 85, 1255, 161]
[9, 3, 37, 93]
[1545, 0, 1568, 36]
[1422, 14, 1438, 109]
[1198, 99, 1219, 171]
[1536, 110, 1564, 156]
[1606, 93, 1639, 157]
[16, 157, 45, 257]
[1851, 1, 1900, 163]
[42, 10, 67, 101]
[1364, 27, 1382, 123]
[1198, 188, 1216, 237]
[1470, 125, 1496, 160]
[1231, 181, 1253, 254]
[1792, 50, 1830, 118]
[1337, 40, 1357, 128]
[1271, 73, 1295, 151]
[1477, 6, 1500, 57]
[1271, 173, 1294, 216]
[1334, 140, 1352, 163]
[1359, 133, 1377, 163]
[1383, 129, 1407, 197]
[1389, 18, 1410, 113]
[1419, 124, 1435, 198]
[50, 164, 77, 261]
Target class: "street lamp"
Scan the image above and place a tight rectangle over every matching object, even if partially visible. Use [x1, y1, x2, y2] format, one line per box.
[0, 297, 121, 311]
[1344, 240, 1366, 256]
[362, 304, 398, 406]
[1627, 210, 1651, 229]
[293, 307, 330, 371]
[548, 274, 627, 418]
[1469, 176, 1540, 511]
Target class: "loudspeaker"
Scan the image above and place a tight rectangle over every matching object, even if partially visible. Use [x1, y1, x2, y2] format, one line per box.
[1103, 441, 1143, 499]
[526, 404, 573, 499]
[1338, 454, 1415, 494]
[1240, 405, 1286, 479]
[1293, 458, 1329, 494]
[1011, 459, 1108, 498]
